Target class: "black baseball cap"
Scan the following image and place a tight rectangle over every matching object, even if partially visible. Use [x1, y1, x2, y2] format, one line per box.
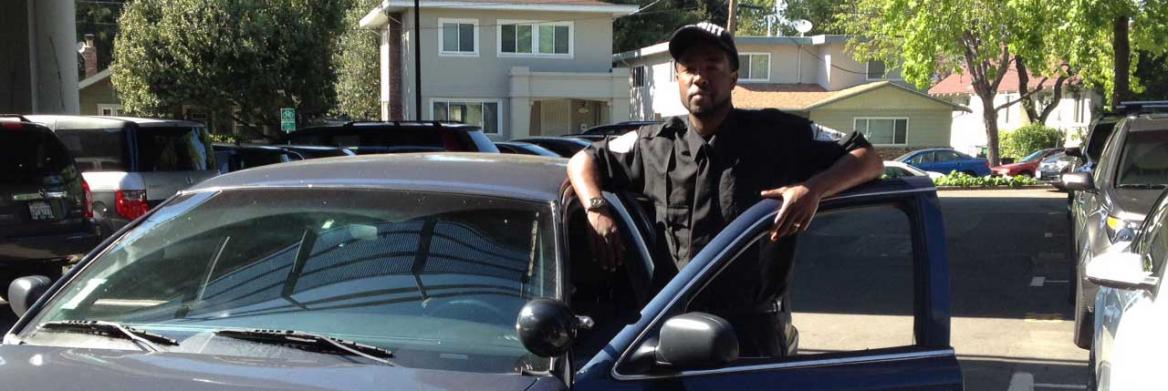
[668, 22, 739, 71]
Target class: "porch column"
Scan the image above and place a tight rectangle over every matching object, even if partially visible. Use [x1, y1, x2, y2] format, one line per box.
[509, 66, 533, 139]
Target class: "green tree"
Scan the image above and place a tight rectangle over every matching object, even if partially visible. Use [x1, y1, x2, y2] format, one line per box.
[112, 0, 347, 139]
[1059, 0, 1168, 106]
[737, 0, 846, 36]
[332, 0, 380, 120]
[613, 0, 703, 52]
[840, 0, 1060, 166]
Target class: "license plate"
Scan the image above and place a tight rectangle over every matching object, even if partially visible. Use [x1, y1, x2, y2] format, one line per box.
[28, 201, 54, 221]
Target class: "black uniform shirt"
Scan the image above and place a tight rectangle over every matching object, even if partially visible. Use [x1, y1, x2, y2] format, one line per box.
[586, 108, 871, 271]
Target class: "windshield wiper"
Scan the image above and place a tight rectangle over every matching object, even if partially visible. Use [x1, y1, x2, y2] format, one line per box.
[215, 329, 394, 365]
[1117, 184, 1168, 189]
[39, 320, 178, 352]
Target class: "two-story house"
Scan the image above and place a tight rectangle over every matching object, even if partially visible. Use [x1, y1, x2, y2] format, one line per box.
[929, 65, 1101, 157]
[614, 35, 967, 156]
[359, 0, 639, 140]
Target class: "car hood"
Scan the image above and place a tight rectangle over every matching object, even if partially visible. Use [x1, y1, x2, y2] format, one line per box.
[1111, 188, 1164, 220]
[0, 345, 546, 390]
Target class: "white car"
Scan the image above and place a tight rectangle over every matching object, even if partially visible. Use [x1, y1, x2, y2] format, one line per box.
[1088, 191, 1168, 390]
[883, 161, 944, 181]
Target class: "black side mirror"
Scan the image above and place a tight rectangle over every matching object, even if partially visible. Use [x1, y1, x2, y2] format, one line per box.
[515, 298, 593, 358]
[655, 312, 739, 369]
[1062, 172, 1094, 191]
[1065, 147, 1083, 158]
[9, 275, 52, 317]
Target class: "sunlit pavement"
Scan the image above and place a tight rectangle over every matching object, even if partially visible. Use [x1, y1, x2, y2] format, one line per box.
[0, 188, 1087, 389]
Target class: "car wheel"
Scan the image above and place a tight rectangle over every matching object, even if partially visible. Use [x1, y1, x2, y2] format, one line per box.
[1074, 276, 1094, 349]
[1019, 171, 1033, 177]
[961, 170, 977, 176]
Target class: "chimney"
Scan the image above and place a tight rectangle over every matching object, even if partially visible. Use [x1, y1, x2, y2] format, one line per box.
[82, 34, 98, 79]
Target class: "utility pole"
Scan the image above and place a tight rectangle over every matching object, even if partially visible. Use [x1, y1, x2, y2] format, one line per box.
[413, 0, 422, 120]
[727, 0, 738, 34]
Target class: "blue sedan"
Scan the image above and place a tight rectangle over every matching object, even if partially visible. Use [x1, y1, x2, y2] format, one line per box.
[896, 148, 991, 177]
[2, 153, 961, 390]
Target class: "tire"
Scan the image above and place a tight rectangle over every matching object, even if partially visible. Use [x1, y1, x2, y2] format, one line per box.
[1074, 276, 1094, 349]
[1019, 171, 1034, 178]
[961, 170, 978, 177]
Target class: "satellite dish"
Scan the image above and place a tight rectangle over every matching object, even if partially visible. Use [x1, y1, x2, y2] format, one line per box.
[792, 20, 813, 36]
[76, 42, 87, 54]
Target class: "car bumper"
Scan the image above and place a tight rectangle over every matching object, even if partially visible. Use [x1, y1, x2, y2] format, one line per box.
[0, 228, 100, 266]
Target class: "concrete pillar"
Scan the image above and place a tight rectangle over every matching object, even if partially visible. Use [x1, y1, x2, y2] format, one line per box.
[509, 66, 533, 139]
[609, 67, 632, 122]
[31, 0, 79, 113]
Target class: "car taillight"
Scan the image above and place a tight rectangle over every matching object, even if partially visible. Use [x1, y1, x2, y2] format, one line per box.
[82, 180, 93, 219]
[115, 190, 149, 220]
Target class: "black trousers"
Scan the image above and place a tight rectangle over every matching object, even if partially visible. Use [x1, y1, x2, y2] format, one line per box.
[714, 310, 795, 358]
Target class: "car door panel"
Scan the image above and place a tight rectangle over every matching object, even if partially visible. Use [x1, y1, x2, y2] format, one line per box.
[572, 177, 962, 390]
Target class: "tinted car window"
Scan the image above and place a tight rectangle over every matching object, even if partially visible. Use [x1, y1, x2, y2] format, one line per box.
[54, 128, 128, 171]
[136, 127, 215, 171]
[936, 150, 961, 161]
[1115, 130, 1168, 186]
[1, 128, 72, 184]
[24, 189, 556, 373]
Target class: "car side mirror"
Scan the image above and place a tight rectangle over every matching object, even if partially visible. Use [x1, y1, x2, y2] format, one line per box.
[1062, 172, 1094, 191]
[515, 298, 593, 358]
[650, 312, 739, 369]
[1065, 147, 1083, 158]
[1086, 252, 1158, 290]
[8, 275, 52, 317]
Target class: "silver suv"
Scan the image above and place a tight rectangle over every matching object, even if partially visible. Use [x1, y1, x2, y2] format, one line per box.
[25, 116, 218, 237]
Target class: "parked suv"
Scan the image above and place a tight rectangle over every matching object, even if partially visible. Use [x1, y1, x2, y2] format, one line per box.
[1065, 113, 1168, 349]
[285, 121, 499, 153]
[25, 116, 218, 236]
[0, 116, 99, 293]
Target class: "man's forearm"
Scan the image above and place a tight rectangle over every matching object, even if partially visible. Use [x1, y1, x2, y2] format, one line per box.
[568, 151, 605, 205]
[804, 145, 884, 198]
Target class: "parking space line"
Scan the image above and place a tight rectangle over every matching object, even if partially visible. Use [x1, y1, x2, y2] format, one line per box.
[1030, 276, 1046, 287]
[1034, 383, 1087, 390]
[1044, 232, 1054, 238]
[1008, 372, 1034, 391]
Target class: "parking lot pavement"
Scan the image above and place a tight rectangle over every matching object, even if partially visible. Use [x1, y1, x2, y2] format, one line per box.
[0, 187, 1087, 390]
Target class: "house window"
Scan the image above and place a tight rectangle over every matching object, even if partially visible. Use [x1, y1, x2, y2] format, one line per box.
[439, 18, 477, 56]
[854, 117, 908, 145]
[432, 99, 501, 135]
[499, 20, 572, 57]
[97, 104, 122, 116]
[867, 61, 887, 79]
[736, 53, 770, 82]
[632, 66, 646, 87]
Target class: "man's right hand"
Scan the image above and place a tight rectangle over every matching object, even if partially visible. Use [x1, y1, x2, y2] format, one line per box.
[586, 210, 625, 272]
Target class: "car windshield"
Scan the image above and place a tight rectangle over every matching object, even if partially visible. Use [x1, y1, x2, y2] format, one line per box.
[1020, 149, 1048, 163]
[1116, 130, 1168, 186]
[23, 188, 557, 373]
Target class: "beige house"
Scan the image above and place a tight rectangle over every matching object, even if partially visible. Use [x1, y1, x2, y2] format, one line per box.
[614, 35, 966, 154]
[359, 0, 639, 140]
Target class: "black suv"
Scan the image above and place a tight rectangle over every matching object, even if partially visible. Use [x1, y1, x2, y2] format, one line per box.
[0, 116, 99, 293]
[284, 121, 499, 153]
[1065, 112, 1168, 349]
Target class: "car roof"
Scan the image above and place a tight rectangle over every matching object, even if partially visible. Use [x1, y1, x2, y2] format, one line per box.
[189, 152, 569, 203]
[294, 121, 481, 133]
[23, 114, 204, 129]
[514, 136, 591, 144]
[1124, 113, 1168, 132]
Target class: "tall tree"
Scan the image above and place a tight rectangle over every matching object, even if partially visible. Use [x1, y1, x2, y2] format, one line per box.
[841, 0, 1048, 166]
[1059, 0, 1168, 107]
[113, 0, 347, 139]
[332, 0, 380, 120]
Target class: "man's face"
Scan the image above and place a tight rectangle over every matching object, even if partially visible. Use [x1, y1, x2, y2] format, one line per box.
[675, 42, 737, 117]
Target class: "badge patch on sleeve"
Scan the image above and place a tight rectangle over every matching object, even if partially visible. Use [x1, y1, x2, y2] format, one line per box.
[608, 131, 638, 154]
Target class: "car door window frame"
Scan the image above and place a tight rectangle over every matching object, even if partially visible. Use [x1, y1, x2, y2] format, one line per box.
[608, 183, 954, 381]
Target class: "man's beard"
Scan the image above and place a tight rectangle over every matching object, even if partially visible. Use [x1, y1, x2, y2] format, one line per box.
[687, 94, 732, 118]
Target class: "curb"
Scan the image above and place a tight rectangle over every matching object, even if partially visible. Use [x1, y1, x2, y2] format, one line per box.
[935, 185, 1054, 191]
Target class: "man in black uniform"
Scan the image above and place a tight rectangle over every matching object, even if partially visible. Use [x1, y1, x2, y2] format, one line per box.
[567, 22, 883, 357]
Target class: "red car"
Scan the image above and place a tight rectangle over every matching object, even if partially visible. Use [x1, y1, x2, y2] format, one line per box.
[991, 148, 1062, 177]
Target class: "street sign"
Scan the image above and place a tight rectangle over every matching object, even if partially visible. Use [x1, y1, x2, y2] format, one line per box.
[280, 107, 296, 133]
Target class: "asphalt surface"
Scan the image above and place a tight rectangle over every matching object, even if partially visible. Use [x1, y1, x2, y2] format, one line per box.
[0, 187, 1087, 389]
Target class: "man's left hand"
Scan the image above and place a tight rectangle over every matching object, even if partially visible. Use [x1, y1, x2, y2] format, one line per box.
[761, 184, 823, 240]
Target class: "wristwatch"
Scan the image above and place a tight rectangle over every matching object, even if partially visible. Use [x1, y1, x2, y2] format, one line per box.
[585, 197, 609, 213]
